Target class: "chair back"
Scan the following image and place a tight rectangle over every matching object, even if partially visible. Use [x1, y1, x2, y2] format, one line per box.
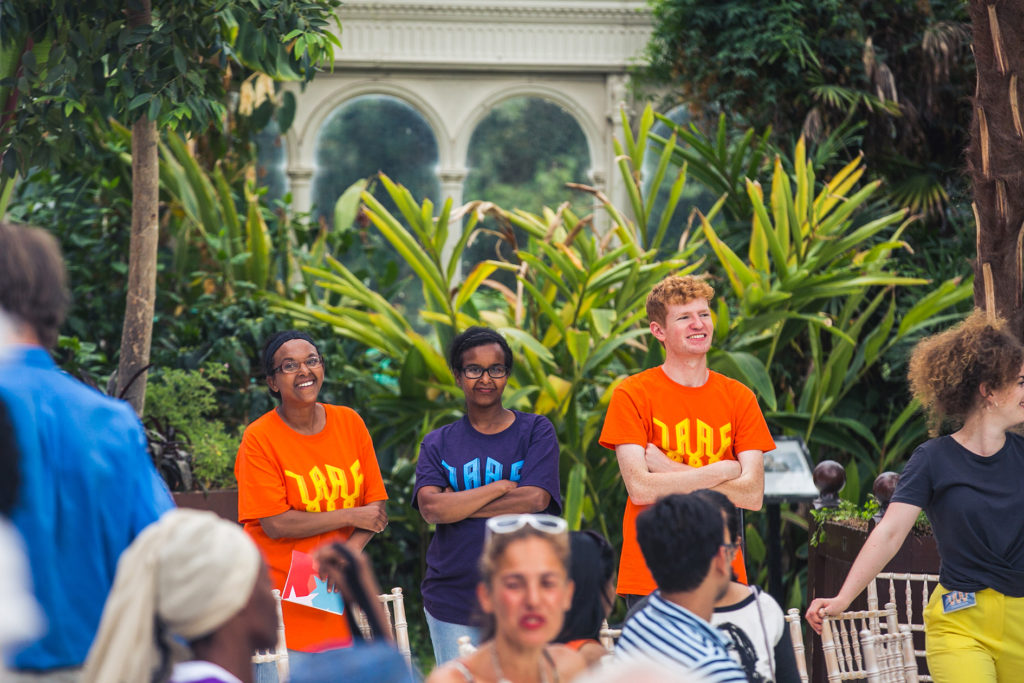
[353, 587, 412, 668]
[251, 588, 290, 682]
[866, 572, 938, 681]
[598, 619, 621, 653]
[821, 603, 911, 682]
[860, 625, 919, 683]
[457, 635, 477, 657]
[784, 608, 809, 683]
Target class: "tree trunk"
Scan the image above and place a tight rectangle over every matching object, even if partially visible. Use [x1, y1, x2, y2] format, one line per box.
[968, 0, 1024, 337]
[116, 0, 158, 415]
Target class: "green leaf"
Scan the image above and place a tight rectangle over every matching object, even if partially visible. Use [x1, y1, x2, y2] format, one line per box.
[564, 463, 586, 531]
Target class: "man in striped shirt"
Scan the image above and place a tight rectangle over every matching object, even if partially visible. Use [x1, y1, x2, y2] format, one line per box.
[615, 493, 747, 683]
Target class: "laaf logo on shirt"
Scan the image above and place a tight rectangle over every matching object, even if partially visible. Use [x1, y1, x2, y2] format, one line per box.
[440, 457, 524, 491]
[285, 461, 364, 512]
[652, 417, 733, 466]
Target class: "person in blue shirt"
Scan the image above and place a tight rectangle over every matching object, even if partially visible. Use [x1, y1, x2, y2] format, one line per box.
[0, 221, 174, 680]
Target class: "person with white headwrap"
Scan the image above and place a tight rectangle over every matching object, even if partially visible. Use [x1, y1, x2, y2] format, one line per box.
[82, 509, 278, 683]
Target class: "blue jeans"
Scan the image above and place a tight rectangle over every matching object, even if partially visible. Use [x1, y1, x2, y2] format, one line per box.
[253, 649, 322, 683]
[424, 607, 482, 666]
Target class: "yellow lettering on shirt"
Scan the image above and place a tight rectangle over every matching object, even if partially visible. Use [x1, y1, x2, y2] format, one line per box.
[653, 418, 734, 467]
[285, 461, 365, 512]
[285, 469, 321, 512]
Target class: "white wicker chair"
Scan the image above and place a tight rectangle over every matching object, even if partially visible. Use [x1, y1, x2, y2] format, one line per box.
[353, 586, 413, 667]
[866, 572, 939, 681]
[251, 588, 289, 682]
[784, 608, 809, 683]
[821, 602, 917, 682]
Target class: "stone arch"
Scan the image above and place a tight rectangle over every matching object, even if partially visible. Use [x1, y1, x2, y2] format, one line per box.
[454, 84, 600, 177]
[286, 81, 452, 176]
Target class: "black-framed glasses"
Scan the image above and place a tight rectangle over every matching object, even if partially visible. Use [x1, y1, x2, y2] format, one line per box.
[459, 364, 509, 379]
[271, 355, 323, 375]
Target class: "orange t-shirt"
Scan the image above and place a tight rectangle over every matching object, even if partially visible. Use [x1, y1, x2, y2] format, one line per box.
[599, 368, 775, 596]
[236, 404, 388, 652]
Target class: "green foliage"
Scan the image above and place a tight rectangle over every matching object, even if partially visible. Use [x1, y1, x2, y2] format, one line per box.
[0, 0, 341, 175]
[696, 136, 974, 468]
[809, 497, 930, 547]
[143, 363, 243, 490]
[639, 0, 973, 224]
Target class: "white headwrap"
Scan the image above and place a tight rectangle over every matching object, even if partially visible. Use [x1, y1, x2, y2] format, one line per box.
[82, 508, 263, 683]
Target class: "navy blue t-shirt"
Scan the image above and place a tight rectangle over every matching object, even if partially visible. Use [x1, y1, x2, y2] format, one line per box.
[413, 410, 562, 624]
[892, 433, 1024, 597]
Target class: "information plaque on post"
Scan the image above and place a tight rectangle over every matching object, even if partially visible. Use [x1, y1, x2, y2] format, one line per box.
[761, 436, 817, 603]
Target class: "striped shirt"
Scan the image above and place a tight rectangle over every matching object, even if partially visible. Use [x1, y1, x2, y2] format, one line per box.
[616, 592, 747, 683]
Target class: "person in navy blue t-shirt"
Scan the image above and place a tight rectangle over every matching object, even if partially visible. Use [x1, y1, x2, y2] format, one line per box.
[413, 327, 562, 665]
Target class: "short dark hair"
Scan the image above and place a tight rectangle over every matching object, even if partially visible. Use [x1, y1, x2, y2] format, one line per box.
[0, 222, 70, 348]
[636, 493, 723, 593]
[260, 330, 323, 401]
[448, 326, 513, 374]
[692, 489, 740, 543]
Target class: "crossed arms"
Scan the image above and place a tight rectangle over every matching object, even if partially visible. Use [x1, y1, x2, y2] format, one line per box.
[417, 481, 551, 525]
[616, 442, 764, 509]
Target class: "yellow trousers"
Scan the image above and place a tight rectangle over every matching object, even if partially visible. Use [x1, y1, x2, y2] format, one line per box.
[925, 585, 1024, 683]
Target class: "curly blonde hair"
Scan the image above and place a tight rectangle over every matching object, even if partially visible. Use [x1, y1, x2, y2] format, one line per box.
[908, 310, 1024, 433]
[646, 274, 715, 326]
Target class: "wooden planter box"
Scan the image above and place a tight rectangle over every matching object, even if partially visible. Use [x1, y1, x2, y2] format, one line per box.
[806, 519, 939, 682]
[172, 489, 239, 524]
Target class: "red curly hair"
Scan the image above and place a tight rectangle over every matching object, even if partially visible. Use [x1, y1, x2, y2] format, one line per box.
[646, 275, 715, 326]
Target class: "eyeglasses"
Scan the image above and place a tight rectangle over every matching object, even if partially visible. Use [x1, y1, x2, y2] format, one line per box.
[486, 514, 568, 536]
[459, 364, 509, 380]
[721, 541, 740, 556]
[271, 355, 323, 375]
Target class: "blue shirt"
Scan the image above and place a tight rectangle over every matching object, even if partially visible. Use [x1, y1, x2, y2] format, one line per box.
[1, 346, 173, 671]
[413, 410, 562, 624]
[616, 592, 747, 683]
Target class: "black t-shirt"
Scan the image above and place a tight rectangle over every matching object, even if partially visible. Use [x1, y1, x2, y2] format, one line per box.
[892, 433, 1024, 596]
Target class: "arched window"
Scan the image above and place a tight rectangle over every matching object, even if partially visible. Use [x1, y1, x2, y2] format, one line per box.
[312, 95, 440, 226]
[311, 94, 440, 314]
[463, 96, 591, 277]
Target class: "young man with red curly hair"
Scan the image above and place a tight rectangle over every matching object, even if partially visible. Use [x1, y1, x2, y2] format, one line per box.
[600, 274, 775, 607]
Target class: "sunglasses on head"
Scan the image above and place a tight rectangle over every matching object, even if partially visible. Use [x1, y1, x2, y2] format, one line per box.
[486, 513, 568, 537]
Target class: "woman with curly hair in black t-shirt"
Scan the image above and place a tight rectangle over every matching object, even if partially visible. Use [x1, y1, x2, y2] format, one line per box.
[806, 310, 1024, 682]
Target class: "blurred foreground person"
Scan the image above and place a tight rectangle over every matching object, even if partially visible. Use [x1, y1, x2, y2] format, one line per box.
[616, 494, 745, 682]
[0, 222, 173, 680]
[553, 531, 617, 667]
[427, 514, 586, 683]
[695, 490, 798, 683]
[807, 312, 1024, 682]
[286, 543, 414, 683]
[0, 394, 45, 666]
[82, 509, 277, 683]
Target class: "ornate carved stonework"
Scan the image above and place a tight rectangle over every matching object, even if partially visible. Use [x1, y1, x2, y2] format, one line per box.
[336, 0, 652, 70]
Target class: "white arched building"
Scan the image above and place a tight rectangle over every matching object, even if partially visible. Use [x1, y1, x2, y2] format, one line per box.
[285, 0, 654, 233]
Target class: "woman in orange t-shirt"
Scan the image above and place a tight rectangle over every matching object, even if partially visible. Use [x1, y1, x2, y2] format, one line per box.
[235, 331, 388, 678]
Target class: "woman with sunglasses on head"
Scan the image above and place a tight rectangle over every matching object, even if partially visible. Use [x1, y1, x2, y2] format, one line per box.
[235, 330, 388, 678]
[415, 327, 563, 665]
[427, 514, 586, 683]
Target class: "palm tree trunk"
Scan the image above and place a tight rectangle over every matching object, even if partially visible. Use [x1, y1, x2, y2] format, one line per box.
[968, 0, 1024, 335]
[116, 0, 158, 414]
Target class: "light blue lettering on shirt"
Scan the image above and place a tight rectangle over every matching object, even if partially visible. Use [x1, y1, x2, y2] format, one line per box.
[485, 458, 502, 483]
[439, 457, 525, 490]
